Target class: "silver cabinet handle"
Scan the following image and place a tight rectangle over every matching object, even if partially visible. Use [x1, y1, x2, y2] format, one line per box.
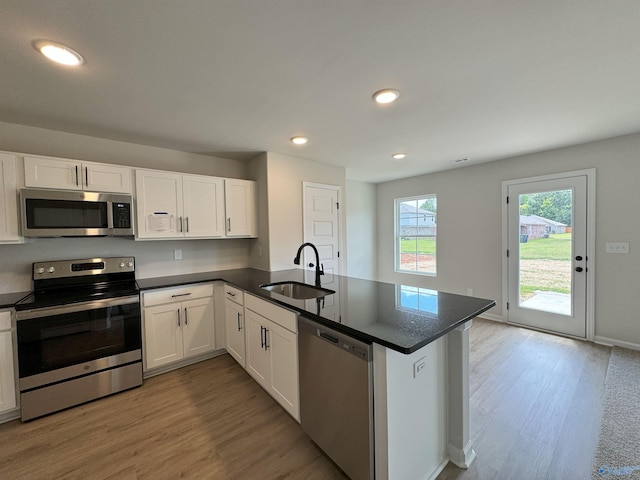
[177, 308, 181, 327]
[85, 166, 89, 187]
[260, 326, 265, 348]
[184, 307, 188, 325]
[179, 216, 183, 233]
[237, 312, 242, 331]
[226, 291, 236, 297]
[264, 328, 269, 350]
[227, 218, 231, 232]
[171, 293, 192, 298]
[185, 217, 189, 233]
[75, 165, 79, 186]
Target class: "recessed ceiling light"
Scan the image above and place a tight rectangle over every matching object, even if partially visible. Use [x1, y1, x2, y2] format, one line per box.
[391, 153, 406, 160]
[290, 136, 308, 145]
[33, 40, 85, 66]
[373, 89, 400, 104]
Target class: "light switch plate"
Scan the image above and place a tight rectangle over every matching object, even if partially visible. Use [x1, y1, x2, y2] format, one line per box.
[173, 249, 182, 260]
[605, 242, 629, 254]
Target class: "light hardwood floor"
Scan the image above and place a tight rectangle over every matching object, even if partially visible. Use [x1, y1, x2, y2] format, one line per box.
[0, 319, 610, 480]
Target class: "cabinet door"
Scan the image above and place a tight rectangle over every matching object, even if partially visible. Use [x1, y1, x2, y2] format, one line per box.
[224, 300, 245, 367]
[182, 296, 215, 359]
[0, 330, 17, 414]
[244, 309, 271, 388]
[224, 179, 256, 237]
[24, 156, 82, 190]
[135, 169, 183, 239]
[144, 304, 183, 369]
[0, 154, 20, 243]
[84, 163, 131, 193]
[183, 175, 225, 238]
[267, 320, 299, 420]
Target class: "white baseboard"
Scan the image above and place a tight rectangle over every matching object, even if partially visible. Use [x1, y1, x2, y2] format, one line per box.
[594, 336, 640, 352]
[477, 313, 504, 323]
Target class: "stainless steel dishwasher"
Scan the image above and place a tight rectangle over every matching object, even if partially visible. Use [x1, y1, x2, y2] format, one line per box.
[298, 317, 374, 480]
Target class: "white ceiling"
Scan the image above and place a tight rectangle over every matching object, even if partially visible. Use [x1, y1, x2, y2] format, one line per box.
[1, 1, 639, 183]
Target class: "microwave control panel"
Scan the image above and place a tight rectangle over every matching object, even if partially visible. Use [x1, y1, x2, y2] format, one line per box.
[112, 202, 132, 228]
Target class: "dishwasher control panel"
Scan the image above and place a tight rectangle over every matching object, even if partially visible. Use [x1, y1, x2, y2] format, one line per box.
[339, 341, 369, 360]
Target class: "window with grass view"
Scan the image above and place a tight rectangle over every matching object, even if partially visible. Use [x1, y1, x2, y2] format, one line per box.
[395, 195, 437, 275]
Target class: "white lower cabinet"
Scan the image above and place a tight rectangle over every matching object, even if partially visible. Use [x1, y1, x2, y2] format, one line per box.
[244, 294, 299, 421]
[143, 284, 215, 370]
[223, 285, 246, 367]
[0, 310, 17, 414]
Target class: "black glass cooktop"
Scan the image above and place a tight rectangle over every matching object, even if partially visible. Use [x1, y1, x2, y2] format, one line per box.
[14, 280, 139, 311]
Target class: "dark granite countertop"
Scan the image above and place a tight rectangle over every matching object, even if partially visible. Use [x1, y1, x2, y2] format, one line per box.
[137, 268, 496, 354]
[0, 291, 31, 310]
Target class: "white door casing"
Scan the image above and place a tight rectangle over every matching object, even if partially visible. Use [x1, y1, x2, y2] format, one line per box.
[502, 170, 595, 339]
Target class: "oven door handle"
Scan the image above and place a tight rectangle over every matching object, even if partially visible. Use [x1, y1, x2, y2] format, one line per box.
[15, 295, 140, 321]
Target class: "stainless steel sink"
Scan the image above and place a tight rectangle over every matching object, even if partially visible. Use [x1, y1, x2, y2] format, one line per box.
[260, 281, 335, 300]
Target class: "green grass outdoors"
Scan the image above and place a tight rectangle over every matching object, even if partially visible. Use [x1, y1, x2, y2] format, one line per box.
[401, 233, 571, 259]
[519, 232, 571, 260]
[400, 237, 435, 254]
[401, 233, 572, 297]
[520, 233, 572, 297]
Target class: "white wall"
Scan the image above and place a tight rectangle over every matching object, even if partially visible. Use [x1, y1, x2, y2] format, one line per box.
[0, 122, 247, 178]
[246, 152, 270, 271]
[0, 122, 254, 293]
[376, 133, 640, 347]
[260, 152, 347, 272]
[346, 180, 377, 280]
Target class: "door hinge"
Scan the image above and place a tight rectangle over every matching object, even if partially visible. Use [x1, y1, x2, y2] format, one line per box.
[506, 249, 509, 257]
[337, 251, 340, 258]
[336, 202, 340, 210]
[507, 302, 509, 310]
[506, 196, 509, 204]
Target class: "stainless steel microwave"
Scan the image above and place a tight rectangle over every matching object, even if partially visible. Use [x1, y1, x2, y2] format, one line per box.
[20, 188, 134, 237]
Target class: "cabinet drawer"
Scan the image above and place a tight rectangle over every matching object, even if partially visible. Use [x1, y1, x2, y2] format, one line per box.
[223, 285, 244, 305]
[0, 310, 11, 331]
[142, 283, 214, 307]
[245, 294, 297, 333]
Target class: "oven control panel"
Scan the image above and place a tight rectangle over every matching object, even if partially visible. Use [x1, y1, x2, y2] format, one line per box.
[33, 257, 135, 279]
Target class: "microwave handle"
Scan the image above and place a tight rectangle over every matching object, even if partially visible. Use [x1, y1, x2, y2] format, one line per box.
[107, 201, 114, 229]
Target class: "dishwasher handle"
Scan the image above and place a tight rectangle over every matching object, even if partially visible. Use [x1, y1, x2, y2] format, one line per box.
[319, 331, 339, 344]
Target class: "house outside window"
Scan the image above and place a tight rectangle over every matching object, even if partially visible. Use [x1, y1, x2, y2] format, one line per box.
[395, 195, 437, 275]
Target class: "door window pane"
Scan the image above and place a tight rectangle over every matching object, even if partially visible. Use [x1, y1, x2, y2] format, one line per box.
[518, 189, 572, 316]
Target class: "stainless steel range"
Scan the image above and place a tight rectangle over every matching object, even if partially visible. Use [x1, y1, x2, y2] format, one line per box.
[15, 257, 142, 421]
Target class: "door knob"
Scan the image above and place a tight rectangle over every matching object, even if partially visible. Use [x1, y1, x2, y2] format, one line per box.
[575, 267, 583, 272]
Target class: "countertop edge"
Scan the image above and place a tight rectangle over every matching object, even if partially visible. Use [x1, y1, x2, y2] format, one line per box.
[135, 269, 496, 355]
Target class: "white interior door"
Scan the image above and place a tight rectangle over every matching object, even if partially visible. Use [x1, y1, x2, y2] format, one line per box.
[303, 183, 341, 276]
[506, 175, 589, 338]
[303, 183, 342, 320]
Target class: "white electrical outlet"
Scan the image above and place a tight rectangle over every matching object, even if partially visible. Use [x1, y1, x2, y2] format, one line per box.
[173, 249, 182, 260]
[413, 357, 426, 378]
[605, 242, 629, 254]
[467, 288, 473, 296]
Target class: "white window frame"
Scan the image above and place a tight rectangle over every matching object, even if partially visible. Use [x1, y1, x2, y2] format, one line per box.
[394, 194, 437, 276]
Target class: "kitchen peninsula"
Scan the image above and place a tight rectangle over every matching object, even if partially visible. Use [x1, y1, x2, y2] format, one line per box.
[138, 267, 495, 480]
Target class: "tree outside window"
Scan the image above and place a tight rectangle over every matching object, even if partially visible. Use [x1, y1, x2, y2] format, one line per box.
[395, 195, 437, 275]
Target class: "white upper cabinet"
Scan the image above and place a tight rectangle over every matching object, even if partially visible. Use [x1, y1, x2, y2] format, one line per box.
[0, 153, 21, 243]
[224, 178, 257, 237]
[183, 175, 225, 238]
[135, 169, 224, 239]
[24, 155, 132, 193]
